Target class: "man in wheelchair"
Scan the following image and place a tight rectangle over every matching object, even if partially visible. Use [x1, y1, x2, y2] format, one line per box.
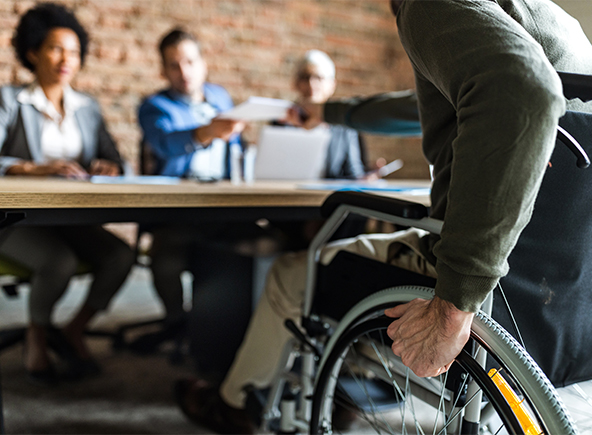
[174, 0, 592, 433]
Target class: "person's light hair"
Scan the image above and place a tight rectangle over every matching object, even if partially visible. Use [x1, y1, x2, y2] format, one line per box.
[295, 49, 335, 80]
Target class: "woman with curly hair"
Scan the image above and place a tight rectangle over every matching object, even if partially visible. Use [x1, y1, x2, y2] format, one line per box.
[0, 2, 134, 385]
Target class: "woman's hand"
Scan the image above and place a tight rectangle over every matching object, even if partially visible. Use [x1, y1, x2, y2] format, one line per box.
[6, 160, 89, 179]
[89, 159, 120, 176]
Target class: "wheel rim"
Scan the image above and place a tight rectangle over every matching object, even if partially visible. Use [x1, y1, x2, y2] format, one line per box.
[311, 316, 535, 434]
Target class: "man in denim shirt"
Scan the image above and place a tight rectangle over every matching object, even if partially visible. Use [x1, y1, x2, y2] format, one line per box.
[139, 29, 244, 178]
[135, 29, 246, 352]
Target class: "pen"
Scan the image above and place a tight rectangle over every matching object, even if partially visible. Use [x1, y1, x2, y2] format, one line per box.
[366, 159, 404, 179]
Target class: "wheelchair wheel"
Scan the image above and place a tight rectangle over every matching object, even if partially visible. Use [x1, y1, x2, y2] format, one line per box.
[310, 286, 576, 435]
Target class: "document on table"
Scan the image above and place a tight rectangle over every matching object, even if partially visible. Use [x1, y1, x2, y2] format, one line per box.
[90, 175, 181, 185]
[298, 180, 431, 195]
[218, 96, 293, 121]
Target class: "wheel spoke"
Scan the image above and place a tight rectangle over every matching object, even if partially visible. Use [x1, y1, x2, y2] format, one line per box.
[369, 332, 424, 434]
[436, 385, 483, 435]
[310, 291, 576, 435]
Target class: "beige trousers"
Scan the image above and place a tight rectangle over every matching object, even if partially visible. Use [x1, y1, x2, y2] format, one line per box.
[220, 229, 437, 408]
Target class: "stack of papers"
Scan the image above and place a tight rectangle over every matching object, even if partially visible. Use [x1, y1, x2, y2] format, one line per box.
[218, 97, 293, 121]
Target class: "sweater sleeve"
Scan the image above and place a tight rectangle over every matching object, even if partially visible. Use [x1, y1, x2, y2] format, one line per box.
[324, 90, 421, 136]
[398, 0, 566, 312]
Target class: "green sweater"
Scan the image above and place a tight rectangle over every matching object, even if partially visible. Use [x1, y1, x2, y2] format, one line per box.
[324, 0, 592, 312]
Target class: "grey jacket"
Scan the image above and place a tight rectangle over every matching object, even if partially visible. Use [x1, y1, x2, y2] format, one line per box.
[324, 124, 366, 180]
[0, 85, 123, 175]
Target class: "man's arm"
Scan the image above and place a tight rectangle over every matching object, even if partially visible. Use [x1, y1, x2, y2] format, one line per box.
[383, 0, 566, 377]
[138, 101, 203, 159]
[324, 91, 421, 136]
[286, 90, 422, 137]
[138, 96, 244, 161]
[399, 0, 566, 312]
[195, 119, 244, 146]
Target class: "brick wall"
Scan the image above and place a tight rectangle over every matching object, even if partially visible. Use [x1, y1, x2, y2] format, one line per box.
[0, 0, 429, 178]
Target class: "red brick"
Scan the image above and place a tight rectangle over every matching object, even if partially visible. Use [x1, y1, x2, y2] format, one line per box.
[0, 0, 433, 176]
[0, 2, 13, 13]
[14, 1, 35, 15]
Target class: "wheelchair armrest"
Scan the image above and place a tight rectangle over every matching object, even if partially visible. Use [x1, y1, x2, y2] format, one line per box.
[558, 71, 592, 102]
[320, 190, 429, 220]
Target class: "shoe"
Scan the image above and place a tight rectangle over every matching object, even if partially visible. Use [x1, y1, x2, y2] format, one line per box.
[22, 334, 59, 387]
[47, 327, 78, 360]
[129, 319, 186, 355]
[25, 365, 58, 387]
[173, 377, 254, 434]
[46, 327, 102, 381]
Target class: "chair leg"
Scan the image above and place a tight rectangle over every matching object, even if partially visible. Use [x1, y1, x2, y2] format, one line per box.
[0, 364, 5, 435]
[84, 317, 166, 351]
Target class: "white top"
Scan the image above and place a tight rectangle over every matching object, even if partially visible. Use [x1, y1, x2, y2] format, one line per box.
[188, 100, 226, 180]
[17, 83, 87, 162]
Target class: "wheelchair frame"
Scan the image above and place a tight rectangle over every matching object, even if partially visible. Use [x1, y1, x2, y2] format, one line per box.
[258, 192, 575, 434]
[258, 71, 592, 433]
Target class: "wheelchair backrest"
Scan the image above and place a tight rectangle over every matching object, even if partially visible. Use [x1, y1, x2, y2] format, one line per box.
[496, 108, 592, 388]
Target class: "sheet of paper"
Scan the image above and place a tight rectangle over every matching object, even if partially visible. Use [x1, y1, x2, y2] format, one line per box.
[218, 96, 292, 121]
[90, 175, 181, 185]
[298, 181, 431, 195]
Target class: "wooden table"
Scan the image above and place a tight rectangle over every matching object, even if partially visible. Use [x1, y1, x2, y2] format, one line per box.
[0, 176, 431, 382]
[0, 177, 431, 227]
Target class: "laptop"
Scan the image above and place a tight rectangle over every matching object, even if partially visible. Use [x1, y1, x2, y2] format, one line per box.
[254, 125, 331, 180]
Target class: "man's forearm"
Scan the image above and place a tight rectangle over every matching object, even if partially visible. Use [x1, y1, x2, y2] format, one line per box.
[193, 125, 212, 147]
[323, 91, 421, 136]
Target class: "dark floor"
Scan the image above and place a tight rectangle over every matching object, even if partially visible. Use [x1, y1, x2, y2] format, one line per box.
[1, 339, 203, 434]
[0, 267, 213, 434]
[1, 266, 591, 434]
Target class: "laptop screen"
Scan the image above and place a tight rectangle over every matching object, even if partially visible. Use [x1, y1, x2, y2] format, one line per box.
[254, 125, 331, 180]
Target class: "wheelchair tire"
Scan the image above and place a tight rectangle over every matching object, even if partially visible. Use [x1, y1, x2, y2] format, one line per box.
[310, 286, 576, 435]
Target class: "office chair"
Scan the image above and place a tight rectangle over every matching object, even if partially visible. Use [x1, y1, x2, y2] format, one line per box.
[0, 256, 103, 354]
[0, 255, 37, 352]
[250, 72, 592, 435]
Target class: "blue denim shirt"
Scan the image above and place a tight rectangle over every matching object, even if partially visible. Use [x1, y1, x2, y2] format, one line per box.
[138, 83, 241, 177]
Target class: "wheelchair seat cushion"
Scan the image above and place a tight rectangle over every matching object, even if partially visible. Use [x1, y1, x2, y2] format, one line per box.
[313, 250, 436, 321]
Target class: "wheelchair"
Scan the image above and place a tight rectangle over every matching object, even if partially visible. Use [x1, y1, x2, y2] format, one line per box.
[253, 72, 592, 435]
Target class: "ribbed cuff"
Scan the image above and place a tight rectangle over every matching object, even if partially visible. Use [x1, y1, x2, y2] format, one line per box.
[434, 261, 498, 313]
